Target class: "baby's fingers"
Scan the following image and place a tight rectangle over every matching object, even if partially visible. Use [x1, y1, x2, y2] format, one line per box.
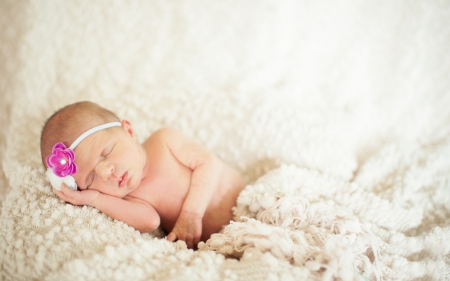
[186, 237, 195, 249]
[61, 183, 77, 196]
[53, 186, 68, 200]
[166, 232, 177, 242]
[55, 184, 83, 204]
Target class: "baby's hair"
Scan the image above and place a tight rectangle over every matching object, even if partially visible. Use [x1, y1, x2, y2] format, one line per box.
[40, 101, 120, 166]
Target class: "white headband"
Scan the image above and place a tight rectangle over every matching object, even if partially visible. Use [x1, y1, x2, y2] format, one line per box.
[69, 122, 122, 149]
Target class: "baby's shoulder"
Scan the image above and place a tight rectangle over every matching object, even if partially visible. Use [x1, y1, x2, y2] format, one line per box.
[143, 127, 198, 156]
[148, 127, 178, 139]
[145, 127, 182, 144]
[142, 127, 178, 151]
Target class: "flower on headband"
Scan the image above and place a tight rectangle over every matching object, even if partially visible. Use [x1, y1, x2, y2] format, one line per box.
[46, 142, 77, 177]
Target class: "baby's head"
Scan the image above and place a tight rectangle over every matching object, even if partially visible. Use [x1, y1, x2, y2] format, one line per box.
[40, 101, 120, 167]
[41, 101, 144, 195]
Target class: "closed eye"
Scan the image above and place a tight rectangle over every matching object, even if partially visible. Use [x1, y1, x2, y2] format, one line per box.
[102, 143, 115, 157]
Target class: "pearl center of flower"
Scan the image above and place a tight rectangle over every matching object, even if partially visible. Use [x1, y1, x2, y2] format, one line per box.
[60, 158, 67, 165]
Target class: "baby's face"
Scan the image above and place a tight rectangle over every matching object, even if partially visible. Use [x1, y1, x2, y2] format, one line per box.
[72, 122, 146, 198]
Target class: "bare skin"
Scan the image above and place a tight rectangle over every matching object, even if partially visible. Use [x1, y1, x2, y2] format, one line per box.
[54, 120, 246, 249]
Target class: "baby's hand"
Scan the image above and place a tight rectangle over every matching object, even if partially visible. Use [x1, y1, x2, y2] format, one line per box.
[166, 210, 203, 249]
[53, 183, 100, 207]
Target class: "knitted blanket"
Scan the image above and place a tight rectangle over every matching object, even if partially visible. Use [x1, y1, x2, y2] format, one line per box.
[1, 1, 449, 280]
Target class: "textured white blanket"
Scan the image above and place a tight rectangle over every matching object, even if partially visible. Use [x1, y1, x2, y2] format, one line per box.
[1, 1, 449, 280]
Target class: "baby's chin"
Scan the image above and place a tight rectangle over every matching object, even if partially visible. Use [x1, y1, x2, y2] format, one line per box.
[124, 175, 141, 194]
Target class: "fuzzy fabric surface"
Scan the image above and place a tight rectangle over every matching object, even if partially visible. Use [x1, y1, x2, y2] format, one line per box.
[1, 1, 449, 280]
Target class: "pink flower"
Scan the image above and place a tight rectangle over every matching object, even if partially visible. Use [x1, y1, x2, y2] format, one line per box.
[46, 142, 77, 177]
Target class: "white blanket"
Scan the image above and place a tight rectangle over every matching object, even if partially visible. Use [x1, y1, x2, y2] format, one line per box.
[1, 1, 449, 280]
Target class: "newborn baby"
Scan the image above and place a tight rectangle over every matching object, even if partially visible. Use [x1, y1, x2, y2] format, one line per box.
[40, 101, 246, 249]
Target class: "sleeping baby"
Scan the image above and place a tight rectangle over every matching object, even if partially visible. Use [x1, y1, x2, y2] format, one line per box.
[40, 101, 246, 249]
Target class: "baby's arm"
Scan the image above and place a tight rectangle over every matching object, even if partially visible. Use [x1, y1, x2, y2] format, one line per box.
[54, 184, 160, 233]
[158, 128, 223, 249]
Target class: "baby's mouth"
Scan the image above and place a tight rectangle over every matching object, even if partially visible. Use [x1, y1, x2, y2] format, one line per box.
[119, 172, 128, 187]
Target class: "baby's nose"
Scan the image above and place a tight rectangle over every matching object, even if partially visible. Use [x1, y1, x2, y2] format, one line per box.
[96, 162, 115, 181]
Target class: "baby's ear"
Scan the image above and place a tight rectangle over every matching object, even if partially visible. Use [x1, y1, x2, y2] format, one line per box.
[121, 120, 136, 140]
